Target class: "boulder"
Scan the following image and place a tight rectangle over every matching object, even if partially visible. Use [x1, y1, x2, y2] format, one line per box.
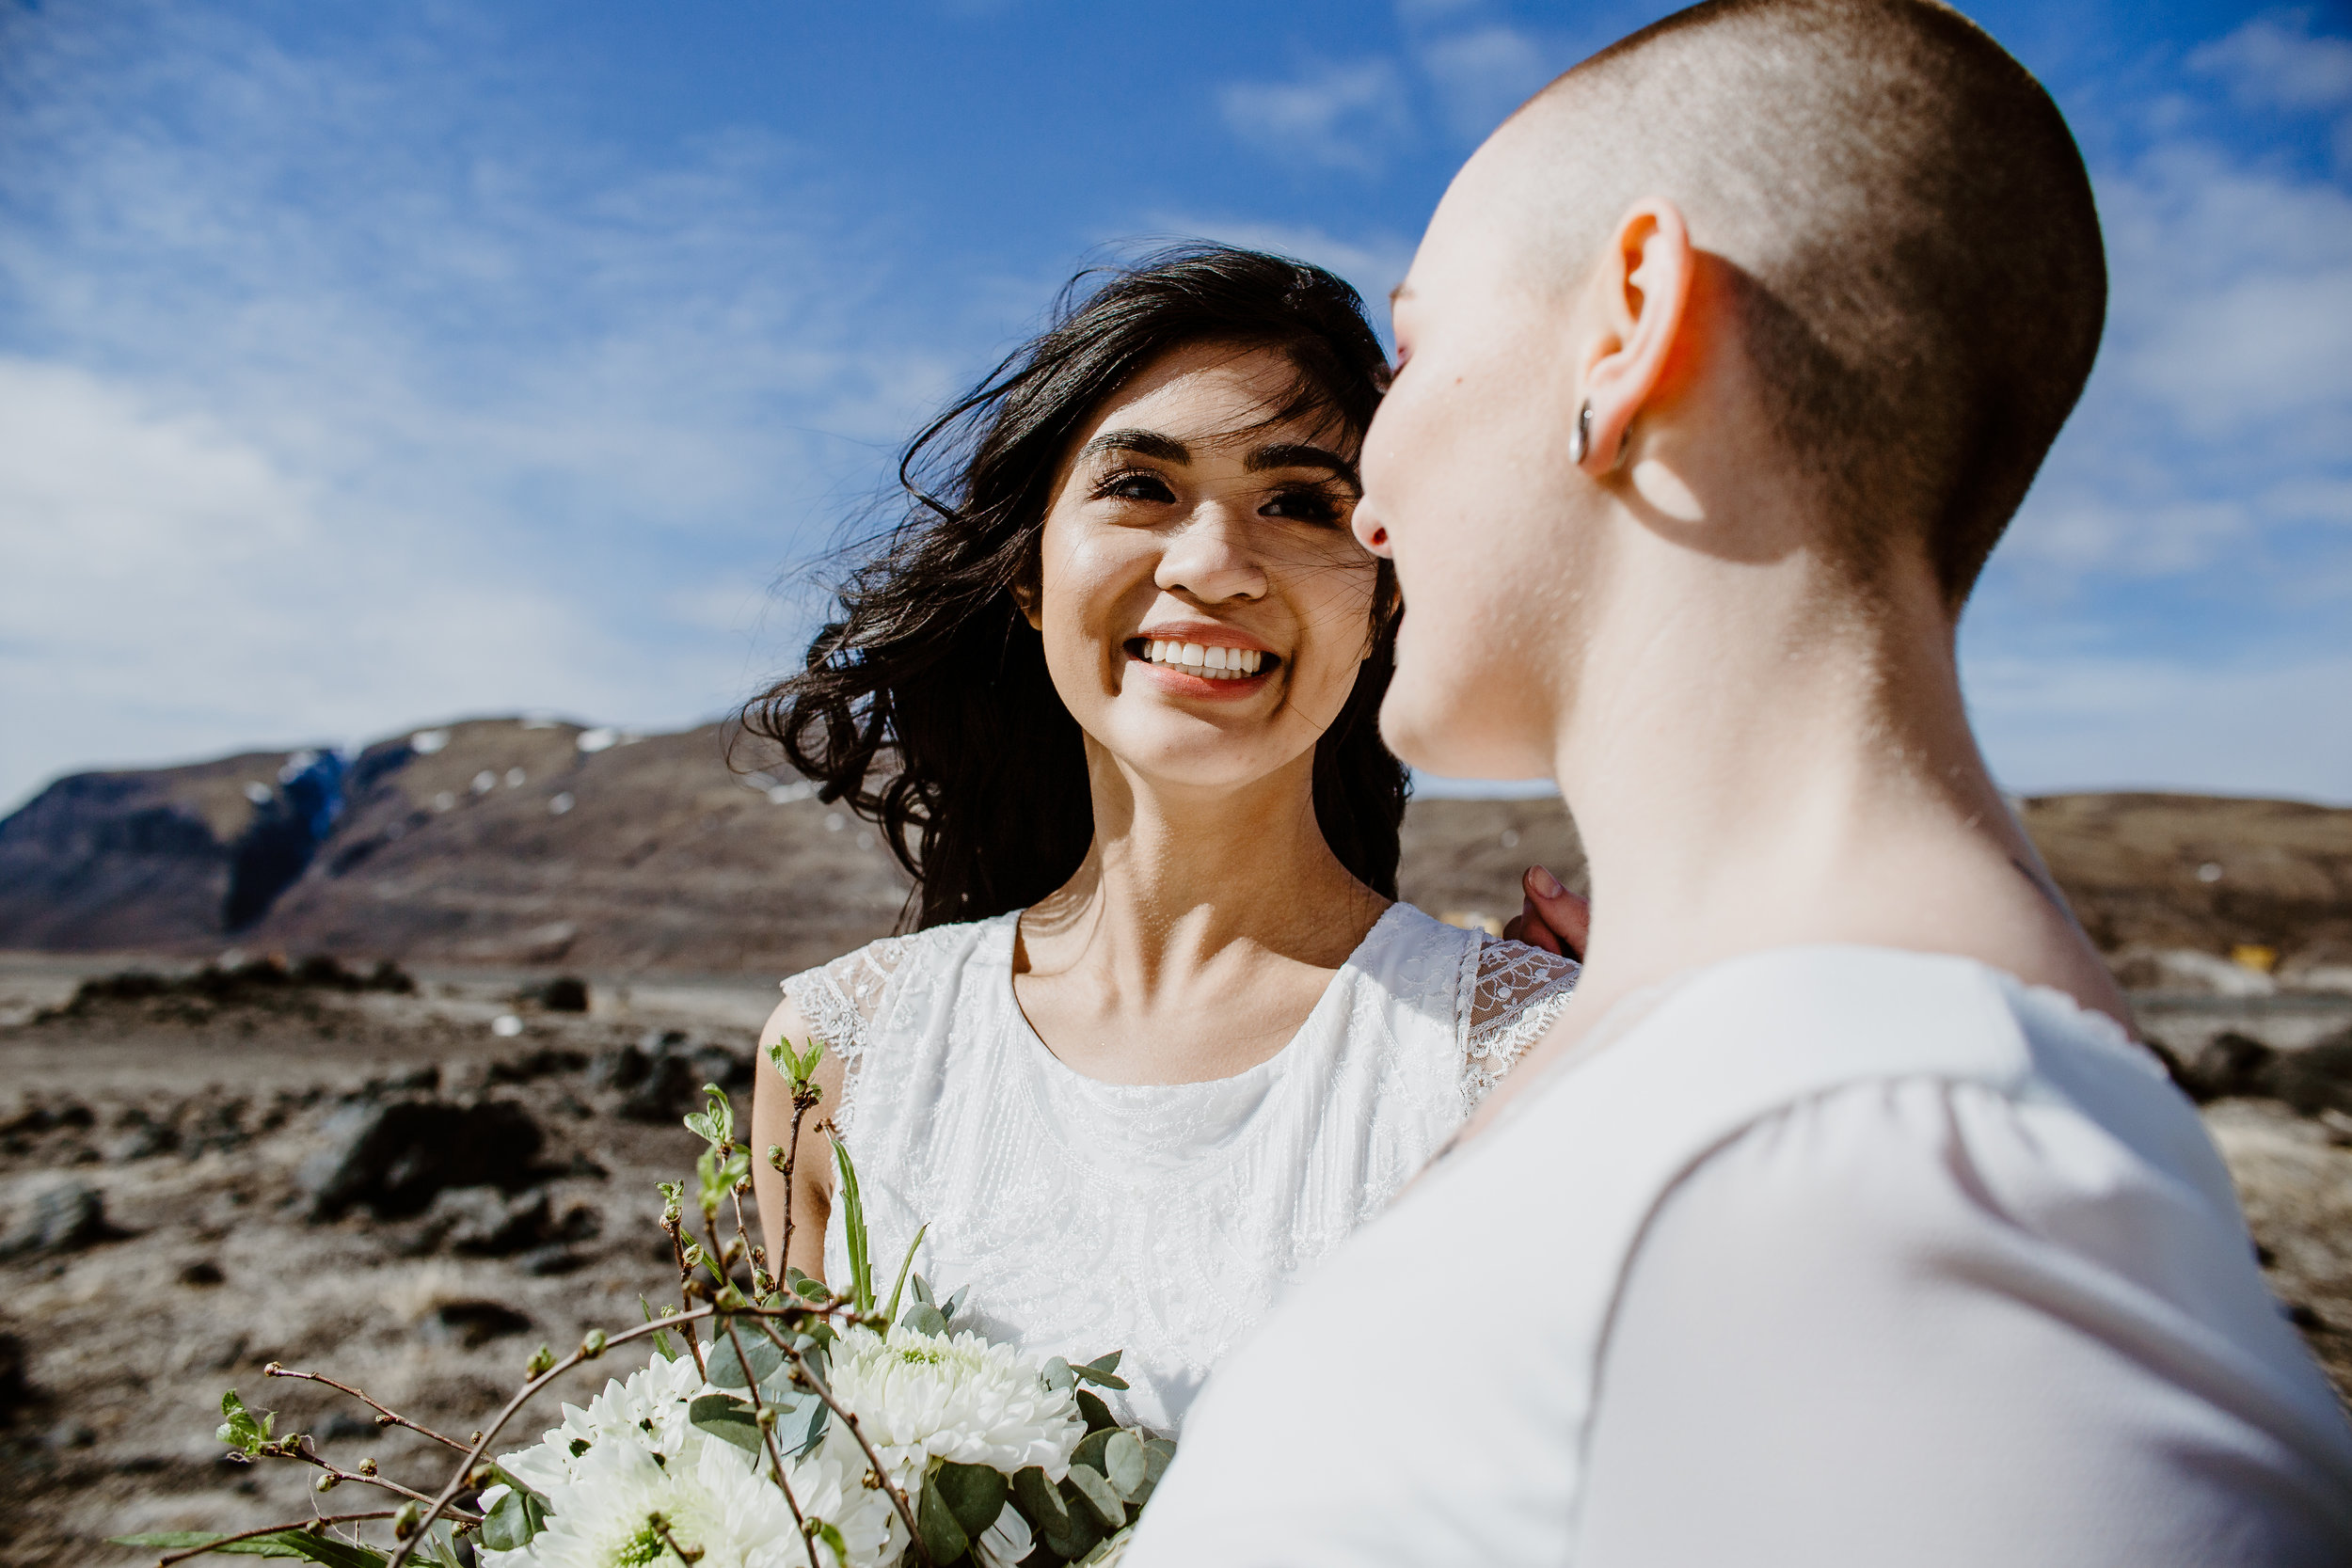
[0, 1178, 114, 1257]
[299, 1098, 546, 1218]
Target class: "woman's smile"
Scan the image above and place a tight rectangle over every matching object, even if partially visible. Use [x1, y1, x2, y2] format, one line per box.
[1125, 621, 1279, 699]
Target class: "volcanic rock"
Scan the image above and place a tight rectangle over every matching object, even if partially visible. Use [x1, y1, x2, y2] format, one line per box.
[298, 1098, 546, 1218]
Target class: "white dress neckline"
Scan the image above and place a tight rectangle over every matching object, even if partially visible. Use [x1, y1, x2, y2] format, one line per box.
[785, 901, 1578, 1433]
[1002, 901, 1411, 1096]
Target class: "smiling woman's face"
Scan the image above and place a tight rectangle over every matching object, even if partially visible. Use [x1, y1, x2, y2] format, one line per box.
[1025, 340, 1381, 795]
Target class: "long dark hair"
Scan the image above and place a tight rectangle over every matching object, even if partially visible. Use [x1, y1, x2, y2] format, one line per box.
[740, 245, 1406, 929]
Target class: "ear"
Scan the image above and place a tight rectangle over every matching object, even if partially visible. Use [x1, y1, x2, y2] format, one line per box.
[1576, 198, 1692, 476]
[1009, 577, 1043, 630]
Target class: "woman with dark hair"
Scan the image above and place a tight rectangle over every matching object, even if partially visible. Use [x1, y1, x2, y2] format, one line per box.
[744, 245, 1579, 1435]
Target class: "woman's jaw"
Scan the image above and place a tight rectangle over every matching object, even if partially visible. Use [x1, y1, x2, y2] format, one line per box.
[1124, 620, 1280, 701]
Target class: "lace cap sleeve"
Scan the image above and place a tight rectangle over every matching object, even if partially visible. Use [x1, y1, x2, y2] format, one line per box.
[1461, 935, 1581, 1109]
[779, 936, 915, 1134]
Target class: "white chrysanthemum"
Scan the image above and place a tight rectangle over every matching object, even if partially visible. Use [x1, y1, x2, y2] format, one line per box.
[821, 1323, 1085, 1481]
[510, 1429, 895, 1568]
[494, 1350, 705, 1497]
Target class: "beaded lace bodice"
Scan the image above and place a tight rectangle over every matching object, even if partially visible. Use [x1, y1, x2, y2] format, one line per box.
[782, 903, 1577, 1435]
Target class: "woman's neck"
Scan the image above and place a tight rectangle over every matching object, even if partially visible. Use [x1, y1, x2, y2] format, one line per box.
[1014, 741, 1389, 1084]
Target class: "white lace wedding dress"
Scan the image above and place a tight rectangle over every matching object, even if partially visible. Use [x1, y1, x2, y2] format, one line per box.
[782, 902, 1578, 1434]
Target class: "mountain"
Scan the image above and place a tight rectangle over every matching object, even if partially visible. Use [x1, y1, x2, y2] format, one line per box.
[3, 718, 2347, 980]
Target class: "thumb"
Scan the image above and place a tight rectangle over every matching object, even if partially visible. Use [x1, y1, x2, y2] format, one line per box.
[1522, 865, 1591, 960]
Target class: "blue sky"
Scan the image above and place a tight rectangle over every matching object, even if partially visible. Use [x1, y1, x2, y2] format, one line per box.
[2, 0, 2347, 812]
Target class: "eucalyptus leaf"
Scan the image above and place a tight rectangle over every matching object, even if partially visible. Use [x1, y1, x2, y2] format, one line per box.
[689, 1393, 765, 1454]
[1132, 1436, 1177, 1506]
[1011, 1465, 1068, 1531]
[1065, 1465, 1128, 1532]
[1070, 1428, 1115, 1478]
[705, 1323, 784, 1389]
[1039, 1477, 1103, 1562]
[1102, 1430, 1146, 1499]
[933, 1461, 1009, 1540]
[1041, 1356, 1073, 1393]
[915, 1476, 971, 1564]
[479, 1481, 550, 1550]
[941, 1284, 968, 1324]
[1072, 1351, 1129, 1392]
[897, 1302, 949, 1338]
[910, 1273, 935, 1308]
[1073, 1388, 1116, 1434]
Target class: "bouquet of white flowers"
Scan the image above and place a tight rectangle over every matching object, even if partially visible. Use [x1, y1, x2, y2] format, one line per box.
[116, 1039, 1173, 1568]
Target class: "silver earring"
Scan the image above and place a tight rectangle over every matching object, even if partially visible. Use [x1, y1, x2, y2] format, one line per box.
[1569, 402, 1594, 466]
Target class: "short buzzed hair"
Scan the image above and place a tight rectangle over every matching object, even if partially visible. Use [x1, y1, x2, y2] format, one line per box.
[1517, 0, 2105, 604]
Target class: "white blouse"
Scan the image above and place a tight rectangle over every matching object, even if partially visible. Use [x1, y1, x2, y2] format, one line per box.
[782, 903, 1580, 1434]
[1129, 946, 2352, 1566]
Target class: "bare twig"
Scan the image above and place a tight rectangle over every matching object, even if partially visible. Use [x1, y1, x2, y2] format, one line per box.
[649, 1511, 706, 1564]
[773, 1050, 823, 1277]
[151, 1513, 397, 1567]
[752, 1315, 930, 1566]
[262, 1364, 470, 1453]
[722, 1317, 822, 1568]
[384, 1309, 720, 1568]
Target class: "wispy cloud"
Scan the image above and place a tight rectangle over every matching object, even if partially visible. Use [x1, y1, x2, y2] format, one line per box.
[0, 3, 960, 807]
[1217, 61, 1415, 175]
[1415, 24, 1555, 139]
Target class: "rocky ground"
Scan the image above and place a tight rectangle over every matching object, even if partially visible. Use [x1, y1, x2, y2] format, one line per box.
[2, 958, 2348, 1566]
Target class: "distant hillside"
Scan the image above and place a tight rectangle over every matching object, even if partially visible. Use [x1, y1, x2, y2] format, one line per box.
[3, 719, 2347, 979]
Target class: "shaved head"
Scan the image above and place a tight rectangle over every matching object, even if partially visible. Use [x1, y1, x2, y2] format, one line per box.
[1495, 0, 2106, 602]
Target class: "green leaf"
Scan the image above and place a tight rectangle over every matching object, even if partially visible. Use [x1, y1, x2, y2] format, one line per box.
[1040, 1356, 1073, 1393]
[828, 1132, 874, 1315]
[215, 1389, 274, 1456]
[1134, 1437, 1177, 1507]
[255, 1532, 386, 1568]
[915, 1475, 971, 1564]
[1065, 1465, 1128, 1533]
[682, 1083, 735, 1148]
[1071, 1352, 1129, 1393]
[111, 1534, 304, 1560]
[638, 1296, 680, 1363]
[896, 1302, 948, 1338]
[1035, 1474, 1103, 1562]
[1073, 1388, 1116, 1434]
[774, 1388, 830, 1458]
[689, 1392, 765, 1454]
[110, 1531, 387, 1568]
[932, 1461, 1009, 1541]
[909, 1273, 935, 1308]
[1102, 1431, 1146, 1500]
[1011, 1465, 1068, 1533]
[1069, 1428, 1115, 1478]
[882, 1222, 929, 1326]
[705, 1322, 785, 1389]
[809, 1520, 849, 1563]
[479, 1479, 551, 1551]
[1076, 1529, 1136, 1567]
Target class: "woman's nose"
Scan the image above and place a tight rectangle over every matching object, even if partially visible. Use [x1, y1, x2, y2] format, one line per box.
[1155, 507, 1269, 603]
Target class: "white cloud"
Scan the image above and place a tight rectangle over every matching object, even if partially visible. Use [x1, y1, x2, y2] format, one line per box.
[1964, 649, 2352, 803]
[1217, 61, 1414, 174]
[1417, 24, 1552, 139]
[0, 2, 964, 810]
[2188, 11, 2352, 115]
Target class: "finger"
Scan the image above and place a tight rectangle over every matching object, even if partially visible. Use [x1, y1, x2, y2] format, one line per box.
[1504, 896, 1564, 956]
[1523, 866, 1592, 959]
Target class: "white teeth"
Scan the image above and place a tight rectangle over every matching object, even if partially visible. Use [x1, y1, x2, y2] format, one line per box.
[1137, 639, 1269, 679]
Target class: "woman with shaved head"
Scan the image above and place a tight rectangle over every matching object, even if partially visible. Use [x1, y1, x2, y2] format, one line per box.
[1132, 3, 2352, 1563]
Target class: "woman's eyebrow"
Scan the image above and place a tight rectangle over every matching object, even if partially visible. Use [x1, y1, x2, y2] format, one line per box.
[1078, 429, 1189, 465]
[1247, 442, 1358, 482]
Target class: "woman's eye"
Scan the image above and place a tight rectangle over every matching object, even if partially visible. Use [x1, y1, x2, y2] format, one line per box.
[1097, 469, 1175, 503]
[1262, 487, 1348, 527]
